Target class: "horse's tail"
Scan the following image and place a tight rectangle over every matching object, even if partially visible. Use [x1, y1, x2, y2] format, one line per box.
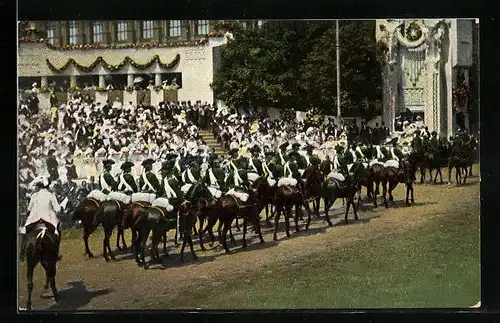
[133, 210, 149, 228]
[34, 228, 54, 255]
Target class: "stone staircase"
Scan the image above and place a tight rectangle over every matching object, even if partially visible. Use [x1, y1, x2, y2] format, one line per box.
[198, 128, 227, 156]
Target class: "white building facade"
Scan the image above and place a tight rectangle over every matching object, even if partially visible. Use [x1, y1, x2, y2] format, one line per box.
[375, 19, 476, 138]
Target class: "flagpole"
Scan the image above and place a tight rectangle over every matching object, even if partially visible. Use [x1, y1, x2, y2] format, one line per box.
[336, 19, 341, 118]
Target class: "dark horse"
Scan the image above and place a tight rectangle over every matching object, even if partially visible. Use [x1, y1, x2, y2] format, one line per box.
[218, 188, 265, 253]
[24, 220, 60, 311]
[302, 165, 326, 220]
[381, 158, 417, 208]
[272, 181, 311, 241]
[92, 199, 129, 262]
[322, 161, 364, 224]
[133, 182, 206, 268]
[72, 198, 100, 258]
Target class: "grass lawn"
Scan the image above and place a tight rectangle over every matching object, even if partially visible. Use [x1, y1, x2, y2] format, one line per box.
[161, 201, 480, 309]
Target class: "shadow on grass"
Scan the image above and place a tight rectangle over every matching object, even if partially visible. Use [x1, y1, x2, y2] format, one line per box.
[45, 280, 111, 311]
[144, 254, 217, 270]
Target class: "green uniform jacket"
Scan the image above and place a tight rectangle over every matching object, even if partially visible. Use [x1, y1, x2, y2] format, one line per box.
[158, 176, 183, 206]
[139, 171, 161, 193]
[118, 173, 138, 193]
[100, 172, 118, 194]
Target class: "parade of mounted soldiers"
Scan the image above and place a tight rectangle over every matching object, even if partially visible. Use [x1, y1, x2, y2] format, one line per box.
[18, 88, 478, 310]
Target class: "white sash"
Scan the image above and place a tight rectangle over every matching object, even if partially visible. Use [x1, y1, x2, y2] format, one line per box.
[163, 179, 177, 198]
[278, 150, 285, 165]
[248, 157, 258, 173]
[175, 158, 181, 172]
[262, 162, 273, 179]
[208, 168, 219, 187]
[284, 161, 293, 178]
[333, 156, 340, 170]
[356, 146, 365, 158]
[100, 174, 111, 191]
[119, 173, 134, 192]
[390, 147, 399, 161]
[187, 169, 196, 183]
[141, 172, 155, 192]
[350, 149, 357, 162]
[305, 155, 311, 166]
[181, 170, 187, 183]
[375, 145, 384, 159]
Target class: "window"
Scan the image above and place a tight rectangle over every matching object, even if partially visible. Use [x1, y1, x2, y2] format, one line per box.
[46, 22, 57, 45]
[142, 20, 154, 39]
[117, 21, 128, 42]
[68, 21, 78, 45]
[92, 21, 103, 43]
[169, 20, 181, 37]
[196, 20, 209, 35]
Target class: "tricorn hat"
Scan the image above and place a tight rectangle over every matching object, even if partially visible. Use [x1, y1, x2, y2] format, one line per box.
[121, 161, 135, 171]
[103, 159, 115, 167]
[142, 158, 155, 167]
[292, 142, 301, 149]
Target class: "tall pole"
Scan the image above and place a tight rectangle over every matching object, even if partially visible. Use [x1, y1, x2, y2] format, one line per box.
[336, 19, 341, 118]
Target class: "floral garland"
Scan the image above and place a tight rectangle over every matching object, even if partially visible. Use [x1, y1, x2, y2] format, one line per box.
[19, 36, 210, 50]
[396, 23, 427, 49]
[46, 54, 180, 73]
[405, 22, 423, 42]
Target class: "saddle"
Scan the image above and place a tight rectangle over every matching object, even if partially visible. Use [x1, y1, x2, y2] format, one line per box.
[150, 205, 178, 226]
[28, 220, 56, 236]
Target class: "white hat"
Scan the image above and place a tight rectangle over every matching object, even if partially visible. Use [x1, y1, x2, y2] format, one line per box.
[32, 175, 49, 188]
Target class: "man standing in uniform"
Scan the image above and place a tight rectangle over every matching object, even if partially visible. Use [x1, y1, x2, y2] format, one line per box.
[99, 159, 118, 194]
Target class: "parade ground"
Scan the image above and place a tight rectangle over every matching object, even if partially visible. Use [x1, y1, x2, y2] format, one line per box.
[18, 165, 480, 310]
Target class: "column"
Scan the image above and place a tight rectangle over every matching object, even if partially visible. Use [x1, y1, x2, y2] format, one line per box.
[155, 73, 162, 86]
[99, 75, 105, 87]
[127, 74, 134, 86]
[70, 75, 77, 88]
[41, 76, 48, 88]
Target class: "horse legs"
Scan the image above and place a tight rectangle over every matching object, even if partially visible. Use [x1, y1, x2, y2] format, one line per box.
[180, 231, 198, 262]
[48, 261, 59, 302]
[254, 215, 265, 244]
[382, 180, 389, 208]
[323, 197, 334, 227]
[241, 217, 248, 248]
[388, 181, 398, 203]
[229, 220, 237, 245]
[455, 166, 461, 186]
[235, 217, 241, 232]
[132, 229, 141, 265]
[273, 206, 282, 241]
[410, 183, 415, 204]
[428, 168, 433, 184]
[469, 164, 473, 176]
[140, 231, 150, 269]
[344, 199, 351, 223]
[26, 260, 35, 310]
[284, 206, 292, 238]
[463, 165, 468, 184]
[83, 229, 94, 258]
[315, 197, 321, 218]
[162, 230, 167, 254]
[102, 227, 115, 261]
[419, 166, 425, 183]
[294, 204, 301, 233]
[405, 184, 411, 206]
[221, 220, 231, 253]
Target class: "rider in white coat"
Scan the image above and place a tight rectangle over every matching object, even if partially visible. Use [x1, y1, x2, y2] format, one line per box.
[20, 176, 65, 262]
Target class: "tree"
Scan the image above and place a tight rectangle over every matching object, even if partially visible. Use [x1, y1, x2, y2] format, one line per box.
[212, 20, 383, 119]
[299, 20, 383, 118]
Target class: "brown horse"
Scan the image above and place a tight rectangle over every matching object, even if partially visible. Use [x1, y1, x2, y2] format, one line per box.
[218, 191, 264, 253]
[122, 201, 151, 263]
[302, 166, 325, 220]
[273, 184, 309, 240]
[322, 162, 364, 224]
[133, 203, 193, 269]
[72, 198, 100, 258]
[381, 159, 416, 208]
[92, 199, 129, 262]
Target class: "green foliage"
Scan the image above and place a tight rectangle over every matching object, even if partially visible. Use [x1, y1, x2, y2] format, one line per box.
[212, 20, 383, 118]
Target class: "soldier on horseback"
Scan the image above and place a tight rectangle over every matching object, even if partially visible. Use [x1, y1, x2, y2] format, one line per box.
[118, 161, 138, 194]
[99, 159, 118, 194]
[139, 159, 160, 193]
[158, 161, 183, 207]
[20, 176, 64, 262]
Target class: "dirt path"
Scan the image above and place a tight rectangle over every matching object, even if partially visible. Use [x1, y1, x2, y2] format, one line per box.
[18, 167, 480, 310]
